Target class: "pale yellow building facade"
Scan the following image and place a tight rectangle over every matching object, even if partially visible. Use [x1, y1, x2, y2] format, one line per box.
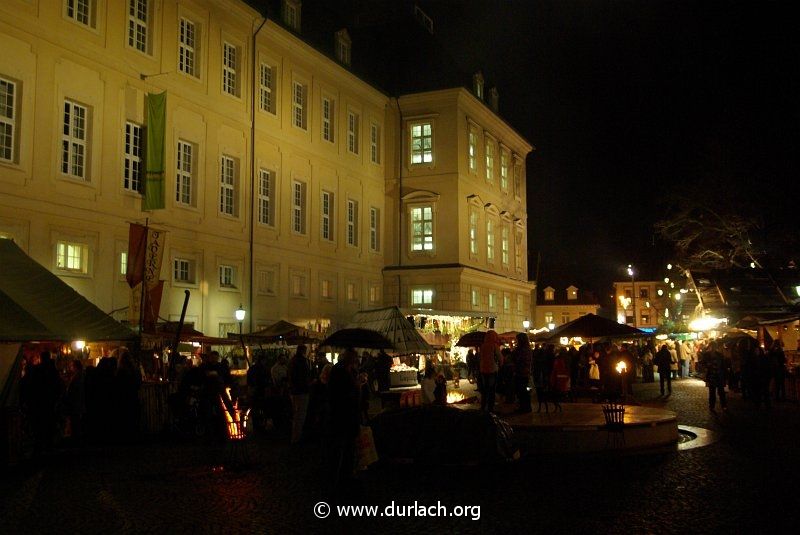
[613, 280, 670, 330]
[0, 0, 533, 337]
[533, 285, 600, 330]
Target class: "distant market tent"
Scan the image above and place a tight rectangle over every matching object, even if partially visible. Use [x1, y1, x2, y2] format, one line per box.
[321, 328, 394, 350]
[347, 306, 436, 354]
[232, 320, 323, 345]
[533, 313, 644, 342]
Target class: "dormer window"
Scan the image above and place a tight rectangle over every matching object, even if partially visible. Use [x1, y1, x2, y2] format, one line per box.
[489, 87, 499, 112]
[473, 72, 484, 100]
[335, 29, 351, 66]
[283, 0, 301, 32]
[544, 287, 555, 301]
[568, 287, 578, 300]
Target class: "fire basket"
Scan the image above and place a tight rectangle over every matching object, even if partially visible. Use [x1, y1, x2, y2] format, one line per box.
[219, 388, 251, 466]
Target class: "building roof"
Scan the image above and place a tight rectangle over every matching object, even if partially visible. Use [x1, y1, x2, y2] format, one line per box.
[537, 286, 600, 307]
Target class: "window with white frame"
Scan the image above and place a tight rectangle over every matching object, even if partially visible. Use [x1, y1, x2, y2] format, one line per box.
[469, 209, 479, 256]
[258, 168, 274, 226]
[127, 0, 149, 53]
[292, 81, 307, 130]
[503, 294, 511, 311]
[56, 241, 88, 273]
[222, 42, 239, 97]
[517, 294, 524, 313]
[219, 264, 236, 288]
[486, 219, 495, 263]
[411, 288, 433, 306]
[513, 158, 522, 197]
[468, 127, 477, 172]
[562, 312, 570, 324]
[173, 257, 195, 283]
[290, 272, 307, 297]
[346, 282, 357, 301]
[291, 180, 306, 234]
[346, 199, 358, 247]
[369, 284, 380, 304]
[500, 149, 509, 191]
[369, 207, 380, 252]
[544, 312, 554, 324]
[219, 155, 237, 216]
[61, 100, 89, 180]
[257, 268, 276, 295]
[1, 77, 18, 163]
[259, 63, 275, 114]
[485, 137, 494, 183]
[123, 122, 142, 192]
[410, 122, 432, 164]
[178, 17, 198, 77]
[347, 111, 359, 154]
[320, 278, 332, 299]
[410, 205, 433, 252]
[335, 30, 351, 65]
[119, 251, 128, 277]
[321, 190, 334, 241]
[65, 0, 95, 27]
[283, 0, 301, 31]
[471, 288, 480, 308]
[321, 96, 334, 142]
[489, 292, 497, 310]
[515, 229, 523, 271]
[544, 288, 554, 301]
[175, 140, 194, 206]
[501, 225, 509, 266]
[370, 122, 380, 164]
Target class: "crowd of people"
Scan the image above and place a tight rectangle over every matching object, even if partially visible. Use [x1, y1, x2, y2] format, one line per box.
[18, 349, 142, 454]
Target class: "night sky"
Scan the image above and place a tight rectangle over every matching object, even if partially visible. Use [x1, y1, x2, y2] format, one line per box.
[423, 1, 799, 300]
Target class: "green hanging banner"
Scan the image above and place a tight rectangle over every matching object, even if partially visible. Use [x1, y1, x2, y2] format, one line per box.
[143, 91, 166, 210]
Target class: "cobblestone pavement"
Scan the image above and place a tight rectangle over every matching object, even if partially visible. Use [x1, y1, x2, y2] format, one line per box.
[2, 378, 799, 534]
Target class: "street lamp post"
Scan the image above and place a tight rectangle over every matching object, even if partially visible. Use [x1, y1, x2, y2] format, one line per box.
[522, 318, 530, 332]
[235, 304, 247, 362]
[627, 264, 636, 328]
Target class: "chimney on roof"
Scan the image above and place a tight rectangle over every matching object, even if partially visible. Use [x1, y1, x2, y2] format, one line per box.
[489, 87, 499, 113]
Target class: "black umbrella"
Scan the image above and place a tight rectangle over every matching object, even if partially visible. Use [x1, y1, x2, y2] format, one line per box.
[534, 313, 644, 342]
[455, 331, 486, 347]
[321, 328, 394, 349]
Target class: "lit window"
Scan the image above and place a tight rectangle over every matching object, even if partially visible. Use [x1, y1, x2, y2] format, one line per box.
[291, 272, 307, 297]
[410, 122, 433, 164]
[471, 289, 480, 307]
[370, 122, 380, 164]
[322, 97, 334, 142]
[120, 251, 128, 276]
[412, 289, 433, 305]
[219, 265, 236, 288]
[222, 42, 239, 96]
[501, 225, 509, 266]
[369, 284, 380, 304]
[473, 72, 484, 100]
[517, 295, 524, 313]
[503, 294, 511, 311]
[468, 128, 477, 172]
[56, 241, 87, 273]
[347, 199, 359, 246]
[259, 64, 275, 114]
[123, 122, 142, 192]
[346, 282, 357, 301]
[0, 77, 16, 163]
[347, 111, 359, 154]
[485, 138, 494, 183]
[62, 100, 89, 180]
[219, 155, 237, 216]
[469, 209, 479, 256]
[178, 18, 198, 77]
[410, 206, 434, 252]
[321, 191, 334, 241]
[544, 289, 554, 301]
[486, 220, 495, 263]
[66, 0, 94, 27]
[292, 180, 306, 234]
[292, 81, 307, 129]
[321, 279, 332, 299]
[500, 150, 509, 191]
[173, 258, 194, 283]
[545, 312, 553, 324]
[258, 168, 274, 226]
[369, 207, 380, 252]
[489, 292, 497, 310]
[127, 0, 149, 53]
[175, 140, 194, 206]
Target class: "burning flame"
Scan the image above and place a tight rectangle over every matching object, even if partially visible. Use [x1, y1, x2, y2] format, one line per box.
[446, 391, 465, 404]
[616, 361, 627, 374]
[220, 387, 250, 440]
